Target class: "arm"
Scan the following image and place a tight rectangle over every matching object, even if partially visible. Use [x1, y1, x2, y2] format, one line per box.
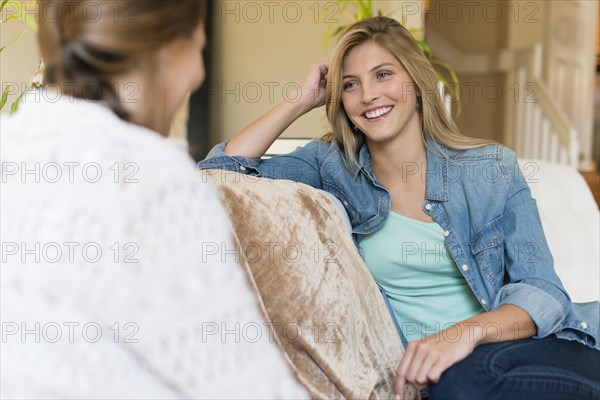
[224, 63, 328, 158]
[395, 304, 535, 398]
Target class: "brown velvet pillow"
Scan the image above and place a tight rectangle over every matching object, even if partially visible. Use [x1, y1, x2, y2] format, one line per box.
[203, 170, 418, 400]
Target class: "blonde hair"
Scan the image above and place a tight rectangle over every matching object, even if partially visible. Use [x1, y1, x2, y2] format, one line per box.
[324, 17, 493, 166]
[38, 0, 205, 130]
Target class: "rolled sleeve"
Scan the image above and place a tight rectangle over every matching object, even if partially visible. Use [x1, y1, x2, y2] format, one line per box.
[198, 140, 261, 174]
[492, 282, 565, 338]
[198, 139, 325, 188]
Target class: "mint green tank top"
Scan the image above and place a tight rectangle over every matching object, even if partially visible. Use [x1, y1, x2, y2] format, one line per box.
[359, 211, 484, 342]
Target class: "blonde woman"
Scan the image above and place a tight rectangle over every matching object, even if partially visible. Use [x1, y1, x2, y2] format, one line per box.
[1, 0, 309, 398]
[200, 17, 599, 400]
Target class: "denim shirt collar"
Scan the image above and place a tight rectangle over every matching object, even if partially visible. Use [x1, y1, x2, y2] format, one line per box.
[424, 139, 450, 202]
[354, 142, 372, 179]
[354, 138, 449, 202]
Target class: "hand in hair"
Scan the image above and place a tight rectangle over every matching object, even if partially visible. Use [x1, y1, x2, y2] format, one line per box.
[297, 62, 329, 112]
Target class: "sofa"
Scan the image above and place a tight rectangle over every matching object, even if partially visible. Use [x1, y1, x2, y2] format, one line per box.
[201, 158, 599, 399]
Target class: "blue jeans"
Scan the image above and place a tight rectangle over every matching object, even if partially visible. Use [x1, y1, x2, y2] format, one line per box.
[427, 336, 600, 400]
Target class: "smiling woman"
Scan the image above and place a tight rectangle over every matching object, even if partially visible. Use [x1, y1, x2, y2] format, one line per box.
[200, 15, 600, 400]
[339, 43, 421, 152]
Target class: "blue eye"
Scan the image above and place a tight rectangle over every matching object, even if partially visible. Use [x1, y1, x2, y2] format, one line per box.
[377, 71, 392, 79]
[343, 81, 357, 90]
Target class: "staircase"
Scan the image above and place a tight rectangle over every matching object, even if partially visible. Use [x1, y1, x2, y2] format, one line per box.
[512, 44, 579, 168]
[428, 28, 581, 169]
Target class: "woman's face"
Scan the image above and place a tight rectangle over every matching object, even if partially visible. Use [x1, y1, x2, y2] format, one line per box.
[340, 41, 421, 146]
[162, 23, 207, 129]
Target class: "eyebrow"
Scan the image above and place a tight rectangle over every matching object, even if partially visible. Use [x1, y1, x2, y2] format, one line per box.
[342, 63, 395, 79]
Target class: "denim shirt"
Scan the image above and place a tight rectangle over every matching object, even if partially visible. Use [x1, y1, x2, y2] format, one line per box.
[199, 138, 599, 350]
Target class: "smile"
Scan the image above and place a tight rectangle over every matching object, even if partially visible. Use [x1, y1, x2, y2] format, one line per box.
[363, 106, 393, 120]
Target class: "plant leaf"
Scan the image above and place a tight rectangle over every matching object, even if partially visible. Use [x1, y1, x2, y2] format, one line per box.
[356, 0, 372, 19]
[418, 40, 431, 57]
[6, 0, 38, 31]
[331, 25, 346, 37]
[0, 84, 11, 110]
[10, 90, 24, 114]
[1, 14, 20, 23]
[0, 0, 10, 13]
[0, 30, 25, 53]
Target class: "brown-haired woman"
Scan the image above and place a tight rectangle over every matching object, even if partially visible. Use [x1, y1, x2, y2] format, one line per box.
[1, 1, 308, 398]
[200, 16, 599, 400]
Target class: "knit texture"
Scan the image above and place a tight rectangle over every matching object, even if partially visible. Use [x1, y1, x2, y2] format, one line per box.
[0, 92, 308, 399]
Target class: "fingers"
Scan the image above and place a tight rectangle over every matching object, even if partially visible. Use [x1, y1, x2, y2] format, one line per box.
[396, 328, 478, 398]
[426, 357, 447, 384]
[395, 342, 416, 398]
[320, 63, 329, 79]
[395, 375, 405, 400]
[414, 350, 439, 387]
[315, 62, 329, 72]
[396, 341, 441, 396]
[310, 62, 328, 76]
[404, 343, 428, 385]
[314, 63, 328, 88]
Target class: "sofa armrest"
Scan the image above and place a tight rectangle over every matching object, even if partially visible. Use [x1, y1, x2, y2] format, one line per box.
[520, 159, 600, 302]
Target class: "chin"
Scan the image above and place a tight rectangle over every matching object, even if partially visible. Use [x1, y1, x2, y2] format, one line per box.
[361, 128, 397, 142]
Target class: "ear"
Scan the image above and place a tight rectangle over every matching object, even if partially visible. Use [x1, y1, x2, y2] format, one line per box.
[414, 82, 421, 98]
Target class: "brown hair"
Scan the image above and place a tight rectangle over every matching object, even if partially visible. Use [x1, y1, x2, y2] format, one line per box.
[325, 17, 493, 166]
[38, 0, 205, 124]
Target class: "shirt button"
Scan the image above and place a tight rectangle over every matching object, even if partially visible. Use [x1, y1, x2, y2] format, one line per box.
[481, 299, 487, 305]
[444, 230, 450, 237]
[461, 264, 469, 271]
[580, 322, 588, 329]
[425, 203, 432, 211]
[239, 165, 246, 171]
[343, 200, 348, 206]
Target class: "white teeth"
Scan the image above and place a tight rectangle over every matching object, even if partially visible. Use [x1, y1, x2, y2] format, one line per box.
[365, 106, 392, 119]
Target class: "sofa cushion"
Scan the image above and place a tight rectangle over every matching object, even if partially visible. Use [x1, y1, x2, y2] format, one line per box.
[203, 170, 418, 400]
[520, 160, 600, 302]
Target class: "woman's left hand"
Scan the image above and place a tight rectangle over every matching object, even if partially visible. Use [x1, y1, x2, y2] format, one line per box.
[394, 324, 479, 399]
[395, 305, 537, 399]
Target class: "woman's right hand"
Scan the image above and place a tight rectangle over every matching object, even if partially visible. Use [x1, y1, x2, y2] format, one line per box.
[295, 63, 329, 113]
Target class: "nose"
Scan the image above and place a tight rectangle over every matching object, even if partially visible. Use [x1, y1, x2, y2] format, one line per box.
[361, 82, 379, 104]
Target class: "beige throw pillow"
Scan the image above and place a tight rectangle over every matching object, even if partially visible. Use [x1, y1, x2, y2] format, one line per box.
[203, 170, 418, 400]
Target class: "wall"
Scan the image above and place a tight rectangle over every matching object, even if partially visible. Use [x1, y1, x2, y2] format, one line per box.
[426, 0, 515, 143]
[0, 3, 39, 114]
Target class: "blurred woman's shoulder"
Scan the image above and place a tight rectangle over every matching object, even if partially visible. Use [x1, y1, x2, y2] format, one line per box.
[1, 93, 223, 225]
[3, 93, 200, 185]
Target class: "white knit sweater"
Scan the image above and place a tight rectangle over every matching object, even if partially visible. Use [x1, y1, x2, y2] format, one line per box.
[0, 92, 308, 399]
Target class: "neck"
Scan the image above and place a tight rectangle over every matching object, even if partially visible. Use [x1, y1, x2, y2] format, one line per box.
[368, 129, 427, 181]
[114, 66, 170, 137]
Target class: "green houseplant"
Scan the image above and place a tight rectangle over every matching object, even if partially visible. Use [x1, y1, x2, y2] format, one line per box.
[0, 0, 43, 113]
